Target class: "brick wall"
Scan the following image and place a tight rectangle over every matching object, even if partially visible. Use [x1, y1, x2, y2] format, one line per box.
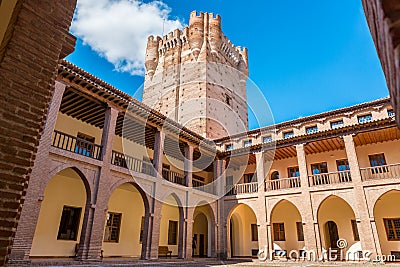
[0, 0, 76, 265]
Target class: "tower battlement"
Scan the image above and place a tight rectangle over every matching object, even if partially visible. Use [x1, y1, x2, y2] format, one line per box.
[143, 11, 249, 139]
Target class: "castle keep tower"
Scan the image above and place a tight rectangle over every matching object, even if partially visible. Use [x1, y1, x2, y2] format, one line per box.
[142, 11, 249, 139]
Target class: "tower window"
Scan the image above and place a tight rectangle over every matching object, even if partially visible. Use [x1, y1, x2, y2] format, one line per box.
[225, 95, 231, 106]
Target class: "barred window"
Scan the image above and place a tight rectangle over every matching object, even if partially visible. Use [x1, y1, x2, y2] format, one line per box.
[57, 206, 82, 241]
[168, 220, 178, 245]
[384, 218, 400, 241]
[273, 223, 285, 241]
[104, 212, 122, 242]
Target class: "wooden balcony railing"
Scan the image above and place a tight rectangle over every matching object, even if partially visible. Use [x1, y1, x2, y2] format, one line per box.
[266, 177, 301, 191]
[162, 168, 186, 186]
[308, 170, 352, 186]
[52, 130, 102, 160]
[192, 180, 216, 195]
[360, 163, 400, 181]
[226, 182, 258, 195]
[111, 151, 154, 176]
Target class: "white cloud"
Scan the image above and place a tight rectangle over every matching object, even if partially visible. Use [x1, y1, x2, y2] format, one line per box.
[71, 0, 183, 76]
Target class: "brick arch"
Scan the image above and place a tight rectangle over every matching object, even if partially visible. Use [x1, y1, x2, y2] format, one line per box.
[226, 202, 258, 224]
[313, 193, 359, 220]
[108, 178, 151, 214]
[269, 199, 302, 222]
[105, 179, 151, 259]
[193, 202, 217, 257]
[372, 188, 400, 213]
[47, 165, 92, 201]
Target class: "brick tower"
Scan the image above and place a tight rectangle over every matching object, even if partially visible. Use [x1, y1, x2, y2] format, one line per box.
[142, 11, 249, 139]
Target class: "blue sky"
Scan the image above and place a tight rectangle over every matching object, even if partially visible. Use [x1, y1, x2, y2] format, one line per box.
[67, 0, 388, 129]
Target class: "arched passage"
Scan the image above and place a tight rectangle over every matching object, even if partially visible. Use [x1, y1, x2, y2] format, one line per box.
[102, 182, 149, 258]
[159, 194, 184, 257]
[317, 196, 359, 259]
[374, 190, 400, 257]
[227, 204, 258, 258]
[30, 167, 90, 257]
[270, 200, 304, 256]
[192, 203, 216, 258]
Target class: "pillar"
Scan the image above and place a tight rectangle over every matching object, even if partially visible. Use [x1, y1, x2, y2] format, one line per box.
[77, 106, 119, 260]
[343, 134, 380, 257]
[10, 81, 67, 262]
[148, 129, 165, 259]
[255, 152, 269, 255]
[296, 144, 320, 256]
[184, 206, 195, 259]
[184, 144, 194, 187]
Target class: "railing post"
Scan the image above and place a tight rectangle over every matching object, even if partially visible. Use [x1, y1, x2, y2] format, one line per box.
[184, 143, 194, 187]
[343, 134, 381, 257]
[295, 144, 320, 256]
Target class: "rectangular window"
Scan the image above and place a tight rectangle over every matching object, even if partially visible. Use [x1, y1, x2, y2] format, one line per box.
[75, 132, 95, 157]
[273, 223, 286, 241]
[243, 173, 255, 183]
[296, 222, 304, 241]
[287, 166, 300, 177]
[358, 114, 372, 123]
[388, 109, 395, 118]
[225, 144, 233, 151]
[225, 94, 231, 106]
[263, 136, 272, 143]
[243, 140, 252, 147]
[57, 206, 82, 241]
[283, 131, 294, 139]
[140, 216, 145, 243]
[104, 212, 122, 242]
[351, 220, 360, 241]
[168, 220, 178, 245]
[384, 218, 400, 240]
[369, 153, 387, 167]
[336, 159, 350, 171]
[251, 224, 258, 241]
[311, 162, 328, 174]
[330, 120, 344, 129]
[306, 125, 318, 134]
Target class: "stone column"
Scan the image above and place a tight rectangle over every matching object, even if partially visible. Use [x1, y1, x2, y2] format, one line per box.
[215, 159, 227, 258]
[343, 134, 380, 257]
[184, 206, 195, 259]
[296, 144, 320, 256]
[255, 152, 269, 255]
[78, 106, 119, 260]
[10, 81, 67, 262]
[184, 144, 194, 187]
[148, 129, 165, 259]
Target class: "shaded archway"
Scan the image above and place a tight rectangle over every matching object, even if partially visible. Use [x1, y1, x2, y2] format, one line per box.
[317, 195, 359, 260]
[102, 182, 149, 258]
[270, 200, 304, 256]
[192, 203, 216, 258]
[159, 194, 184, 257]
[30, 167, 90, 257]
[227, 204, 258, 258]
[374, 190, 400, 258]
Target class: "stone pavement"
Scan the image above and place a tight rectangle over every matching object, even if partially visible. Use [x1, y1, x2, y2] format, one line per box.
[20, 258, 398, 267]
